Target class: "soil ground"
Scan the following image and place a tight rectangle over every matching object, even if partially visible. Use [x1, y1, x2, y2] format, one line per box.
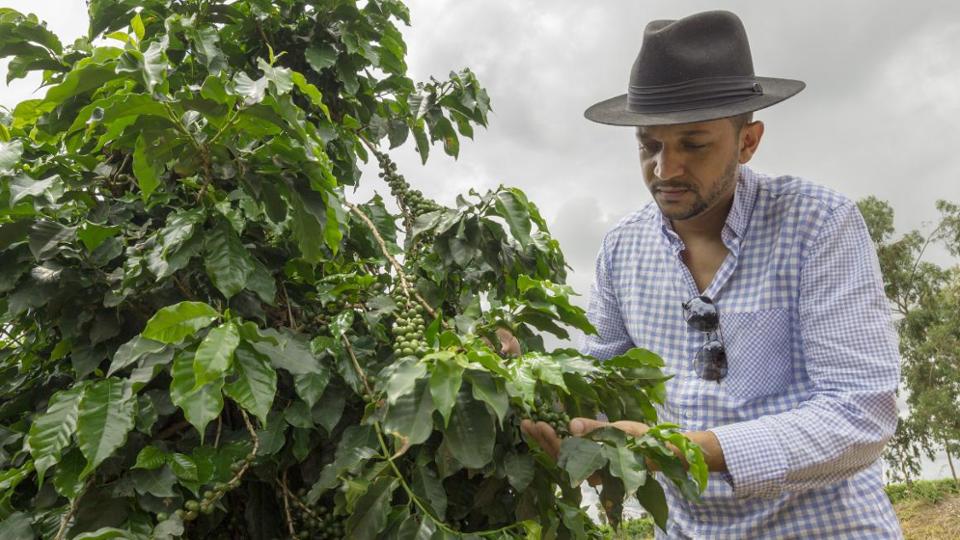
[894, 493, 960, 540]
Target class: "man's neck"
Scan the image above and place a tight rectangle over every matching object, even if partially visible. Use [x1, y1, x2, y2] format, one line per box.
[670, 190, 736, 244]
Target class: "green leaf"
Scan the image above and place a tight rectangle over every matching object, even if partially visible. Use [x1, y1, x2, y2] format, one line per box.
[28, 385, 84, 483]
[193, 322, 240, 389]
[77, 221, 121, 252]
[204, 222, 257, 299]
[494, 190, 532, 247]
[291, 71, 327, 114]
[170, 351, 224, 440]
[201, 75, 228, 103]
[187, 26, 226, 73]
[284, 400, 314, 429]
[466, 370, 509, 427]
[325, 199, 344, 255]
[72, 528, 131, 540]
[142, 301, 219, 344]
[133, 445, 168, 470]
[305, 44, 337, 73]
[232, 71, 267, 105]
[76, 378, 136, 478]
[133, 134, 161, 201]
[605, 348, 665, 370]
[108, 335, 166, 375]
[345, 476, 397, 540]
[257, 330, 325, 375]
[635, 477, 668, 532]
[312, 384, 346, 433]
[309, 425, 377, 498]
[0, 140, 23, 173]
[224, 346, 277, 424]
[411, 464, 446, 520]
[429, 357, 464, 426]
[28, 220, 75, 261]
[10, 174, 60, 205]
[53, 448, 85, 499]
[382, 380, 434, 446]
[0, 513, 34, 540]
[130, 12, 145, 41]
[43, 53, 123, 106]
[503, 452, 535, 491]
[257, 57, 293, 95]
[602, 443, 646, 495]
[443, 390, 495, 469]
[117, 41, 168, 92]
[557, 438, 607, 487]
[288, 187, 326, 263]
[293, 370, 330, 408]
[380, 357, 427, 405]
[170, 452, 198, 482]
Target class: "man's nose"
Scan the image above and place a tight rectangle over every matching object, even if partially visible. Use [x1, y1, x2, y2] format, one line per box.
[653, 147, 684, 179]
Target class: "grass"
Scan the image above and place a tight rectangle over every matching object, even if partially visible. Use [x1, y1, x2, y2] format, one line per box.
[600, 480, 960, 539]
[888, 479, 960, 540]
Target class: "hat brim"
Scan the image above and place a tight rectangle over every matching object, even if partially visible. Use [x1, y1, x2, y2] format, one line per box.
[583, 77, 805, 126]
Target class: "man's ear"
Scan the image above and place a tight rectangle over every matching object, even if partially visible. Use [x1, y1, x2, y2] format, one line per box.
[738, 120, 764, 164]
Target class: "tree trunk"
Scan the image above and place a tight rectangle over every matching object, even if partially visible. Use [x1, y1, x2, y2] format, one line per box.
[945, 442, 958, 483]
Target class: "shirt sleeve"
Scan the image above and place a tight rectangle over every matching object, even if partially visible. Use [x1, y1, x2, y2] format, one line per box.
[580, 232, 634, 361]
[710, 201, 900, 499]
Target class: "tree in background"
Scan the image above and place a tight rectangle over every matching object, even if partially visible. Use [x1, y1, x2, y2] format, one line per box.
[0, 1, 705, 538]
[858, 197, 960, 484]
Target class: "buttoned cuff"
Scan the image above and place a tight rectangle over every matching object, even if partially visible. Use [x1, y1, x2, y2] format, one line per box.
[710, 418, 788, 499]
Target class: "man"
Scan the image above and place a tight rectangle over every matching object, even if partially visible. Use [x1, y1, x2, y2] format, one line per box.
[520, 10, 903, 539]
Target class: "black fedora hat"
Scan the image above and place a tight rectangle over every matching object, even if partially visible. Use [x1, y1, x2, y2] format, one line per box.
[584, 10, 805, 126]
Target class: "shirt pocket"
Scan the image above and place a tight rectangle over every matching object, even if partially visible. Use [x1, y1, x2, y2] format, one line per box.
[720, 308, 794, 402]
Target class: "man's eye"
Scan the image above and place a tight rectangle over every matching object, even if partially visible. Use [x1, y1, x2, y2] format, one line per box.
[639, 142, 660, 152]
[684, 143, 707, 150]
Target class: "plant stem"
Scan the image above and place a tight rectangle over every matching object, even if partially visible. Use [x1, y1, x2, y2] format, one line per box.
[281, 470, 297, 538]
[372, 422, 524, 538]
[282, 281, 298, 331]
[277, 478, 321, 520]
[345, 201, 437, 320]
[54, 478, 93, 540]
[340, 334, 374, 398]
[345, 327, 523, 538]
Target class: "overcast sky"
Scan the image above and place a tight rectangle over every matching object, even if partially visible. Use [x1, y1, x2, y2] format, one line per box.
[2, 1, 957, 479]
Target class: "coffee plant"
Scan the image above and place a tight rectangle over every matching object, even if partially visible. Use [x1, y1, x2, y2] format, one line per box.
[0, 1, 706, 538]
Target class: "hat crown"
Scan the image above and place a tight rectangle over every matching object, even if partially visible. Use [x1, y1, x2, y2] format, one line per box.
[582, 9, 805, 126]
[631, 10, 755, 88]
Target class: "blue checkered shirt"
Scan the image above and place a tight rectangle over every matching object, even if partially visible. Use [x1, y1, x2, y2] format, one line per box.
[582, 166, 902, 539]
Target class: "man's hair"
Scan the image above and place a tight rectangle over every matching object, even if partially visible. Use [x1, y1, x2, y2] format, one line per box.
[729, 112, 754, 133]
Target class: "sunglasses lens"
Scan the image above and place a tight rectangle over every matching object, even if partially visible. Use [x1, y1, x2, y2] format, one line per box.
[684, 295, 719, 332]
[694, 339, 727, 381]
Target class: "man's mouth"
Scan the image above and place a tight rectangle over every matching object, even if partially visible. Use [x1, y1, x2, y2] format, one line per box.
[652, 182, 693, 194]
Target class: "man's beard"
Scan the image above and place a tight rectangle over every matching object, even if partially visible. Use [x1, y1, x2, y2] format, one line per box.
[652, 157, 739, 221]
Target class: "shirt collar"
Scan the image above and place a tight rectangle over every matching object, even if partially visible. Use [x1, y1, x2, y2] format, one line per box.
[656, 165, 760, 248]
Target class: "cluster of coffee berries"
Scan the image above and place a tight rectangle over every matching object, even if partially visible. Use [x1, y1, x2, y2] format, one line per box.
[531, 398, 571, 436]
[292, 491, 346, 539]
[373, 149, 440, 219]
[160, 457, 250, 523]
[390, 286, 427, 357]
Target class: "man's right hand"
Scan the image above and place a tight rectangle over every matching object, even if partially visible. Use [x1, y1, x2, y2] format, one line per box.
[520, 417, 651, 462]
[495, 327, 521, 357]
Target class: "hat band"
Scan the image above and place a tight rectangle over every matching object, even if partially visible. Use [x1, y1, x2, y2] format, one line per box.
[627, 76, 763, 113]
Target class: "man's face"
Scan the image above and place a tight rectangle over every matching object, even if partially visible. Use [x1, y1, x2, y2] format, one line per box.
[636, 118, 743, 221]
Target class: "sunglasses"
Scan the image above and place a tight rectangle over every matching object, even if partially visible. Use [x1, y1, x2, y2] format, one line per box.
[682, 295, 727, 382]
